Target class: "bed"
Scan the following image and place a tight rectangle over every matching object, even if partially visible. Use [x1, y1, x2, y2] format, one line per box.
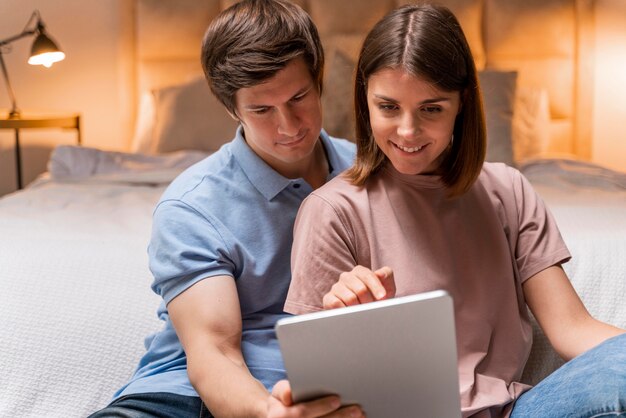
[0, 148, 206, 417]
[1, 1, 624, 417]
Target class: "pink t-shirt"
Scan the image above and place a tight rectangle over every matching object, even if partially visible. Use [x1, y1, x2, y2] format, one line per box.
[285, 162, 571, 417]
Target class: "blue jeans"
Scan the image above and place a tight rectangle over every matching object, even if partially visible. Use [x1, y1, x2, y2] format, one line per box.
[87, 392, 213, 418]
[511, 333, 626, 418]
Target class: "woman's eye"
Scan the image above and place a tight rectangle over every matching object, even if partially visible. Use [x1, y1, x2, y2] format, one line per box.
[422, 105, 442, 114]
[378, 103, 398, 112]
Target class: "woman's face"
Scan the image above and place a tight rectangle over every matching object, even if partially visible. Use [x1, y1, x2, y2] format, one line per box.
[366, 68, 461, 175]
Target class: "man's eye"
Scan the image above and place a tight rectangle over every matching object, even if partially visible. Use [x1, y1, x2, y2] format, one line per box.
[291, 92, 307, 102]
[252, 107, 270, 114]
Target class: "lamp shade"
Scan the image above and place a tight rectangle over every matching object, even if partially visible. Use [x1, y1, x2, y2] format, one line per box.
[28, 32, 65, 68]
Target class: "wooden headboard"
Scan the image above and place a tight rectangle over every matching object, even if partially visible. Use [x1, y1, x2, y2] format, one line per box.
[135, 0, 594, 159]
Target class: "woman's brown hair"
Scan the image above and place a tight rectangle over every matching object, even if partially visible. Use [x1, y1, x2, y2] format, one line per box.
[201, 0, 324, 118]
[345, 4, 486, 197]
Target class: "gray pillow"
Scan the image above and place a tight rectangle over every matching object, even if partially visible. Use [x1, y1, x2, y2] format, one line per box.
[321, 49, 356, 141]
[479, 70, 518, 167]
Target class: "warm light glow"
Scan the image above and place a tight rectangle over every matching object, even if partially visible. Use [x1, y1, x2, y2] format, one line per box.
[592, 0, 626, 172]
[28, 51, 65, 67]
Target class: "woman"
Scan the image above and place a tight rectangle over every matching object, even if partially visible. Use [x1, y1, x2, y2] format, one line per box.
[283, 4, 626, 417]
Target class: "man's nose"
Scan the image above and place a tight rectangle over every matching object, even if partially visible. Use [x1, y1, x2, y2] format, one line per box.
[277, 108, 300, 136]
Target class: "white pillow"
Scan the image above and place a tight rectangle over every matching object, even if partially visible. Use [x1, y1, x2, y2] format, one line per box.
[479, 71, 552, 166]
[131, 92, 157, 154]
[131, 77, 239, 154]
[512, 86, 551, 163]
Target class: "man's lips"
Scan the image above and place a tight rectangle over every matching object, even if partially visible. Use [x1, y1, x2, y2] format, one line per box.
[278, 131, 307, 146]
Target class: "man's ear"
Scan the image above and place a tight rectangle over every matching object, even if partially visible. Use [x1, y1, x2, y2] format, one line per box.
[226, 109, 240, 122]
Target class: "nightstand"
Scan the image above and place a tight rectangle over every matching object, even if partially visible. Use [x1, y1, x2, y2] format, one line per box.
[0, 113, 81, 189]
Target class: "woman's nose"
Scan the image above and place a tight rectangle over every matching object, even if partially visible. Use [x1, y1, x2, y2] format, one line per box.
[397, 113, 419, 139]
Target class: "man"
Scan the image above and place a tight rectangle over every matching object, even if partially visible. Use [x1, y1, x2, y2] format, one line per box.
[89, 1, 360, 417]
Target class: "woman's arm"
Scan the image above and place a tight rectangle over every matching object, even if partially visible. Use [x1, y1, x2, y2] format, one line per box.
[523, 265, 624, 361]
[287, 193, 378, 314]
[322, 265, 395, 309]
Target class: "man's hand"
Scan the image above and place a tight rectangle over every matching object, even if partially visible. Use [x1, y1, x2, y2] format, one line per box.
[268, 380, 364, 418]
[322, 266, 395, 310]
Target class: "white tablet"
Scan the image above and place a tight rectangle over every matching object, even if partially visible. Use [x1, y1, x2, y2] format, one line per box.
[276, 290, 461, 418]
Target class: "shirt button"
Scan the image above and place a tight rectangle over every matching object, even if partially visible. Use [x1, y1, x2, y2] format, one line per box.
[293, 183, 301, 189]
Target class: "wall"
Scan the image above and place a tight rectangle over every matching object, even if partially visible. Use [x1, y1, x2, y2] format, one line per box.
[0, 0, 135, 195]
[0, 0, 625, 196]
[593, 0, 626, 172]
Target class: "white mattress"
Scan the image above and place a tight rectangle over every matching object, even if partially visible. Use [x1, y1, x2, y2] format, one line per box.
[520, 158, 626, 384]
[1, 149, 624, 416]
[0, 146, 207, 417]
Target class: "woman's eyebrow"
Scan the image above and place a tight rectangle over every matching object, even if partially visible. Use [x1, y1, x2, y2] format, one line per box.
[372, 93, 451, 105]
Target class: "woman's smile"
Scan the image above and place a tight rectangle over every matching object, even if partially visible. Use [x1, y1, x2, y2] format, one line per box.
[367, 68, 460, 175]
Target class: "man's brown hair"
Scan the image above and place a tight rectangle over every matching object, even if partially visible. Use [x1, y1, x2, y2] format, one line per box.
[201, 0, 324, 118]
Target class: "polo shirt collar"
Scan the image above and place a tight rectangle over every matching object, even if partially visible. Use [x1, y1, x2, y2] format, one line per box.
[231, 126, 340, 201]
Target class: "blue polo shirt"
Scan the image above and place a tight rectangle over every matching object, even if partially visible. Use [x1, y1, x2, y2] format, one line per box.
[114, 127, 355, 399]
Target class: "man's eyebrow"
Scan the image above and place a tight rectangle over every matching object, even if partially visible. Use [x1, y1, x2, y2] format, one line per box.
[293, 84, 313, 97]
[243, 103, 269, 110]
[244, 84, 314, 110]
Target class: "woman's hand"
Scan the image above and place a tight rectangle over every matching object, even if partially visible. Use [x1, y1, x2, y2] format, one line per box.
[268, 380, 364, 418]
[323, 266, 395, 310]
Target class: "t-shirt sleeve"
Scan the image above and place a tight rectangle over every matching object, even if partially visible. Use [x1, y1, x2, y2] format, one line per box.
[149, 199, 236, 305]
[285, 193, 358, 314]
[511, 168, 571, 283]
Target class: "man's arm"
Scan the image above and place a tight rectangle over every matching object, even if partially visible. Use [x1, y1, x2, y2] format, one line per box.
[168, 275, 359, 418]
[168, 275, 269, 417]
[523, 265, 624, 361]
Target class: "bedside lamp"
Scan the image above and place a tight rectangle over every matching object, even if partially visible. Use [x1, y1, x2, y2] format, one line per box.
[0, 10, 65, 119]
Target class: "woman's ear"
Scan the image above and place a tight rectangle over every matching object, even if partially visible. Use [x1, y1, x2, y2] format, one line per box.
[458, 88, 467, 115]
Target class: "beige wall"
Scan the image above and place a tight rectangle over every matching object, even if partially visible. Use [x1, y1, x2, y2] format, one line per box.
[593, 0, 626, 172]
[0, 0, 135, 195]
[0, 0, 625, 196]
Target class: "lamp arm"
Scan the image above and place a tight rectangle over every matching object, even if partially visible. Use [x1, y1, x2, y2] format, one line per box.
[0, 52, 20, 117]
[0, 29, 36, 118]
[0, 29, 37, 49]
[0, 10, 42, 48]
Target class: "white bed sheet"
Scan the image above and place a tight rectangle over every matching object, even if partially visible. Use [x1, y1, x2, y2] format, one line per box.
[0, 147, 207, 417]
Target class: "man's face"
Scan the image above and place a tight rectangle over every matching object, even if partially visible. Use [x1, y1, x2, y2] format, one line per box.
[234, 57, 323, 178]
